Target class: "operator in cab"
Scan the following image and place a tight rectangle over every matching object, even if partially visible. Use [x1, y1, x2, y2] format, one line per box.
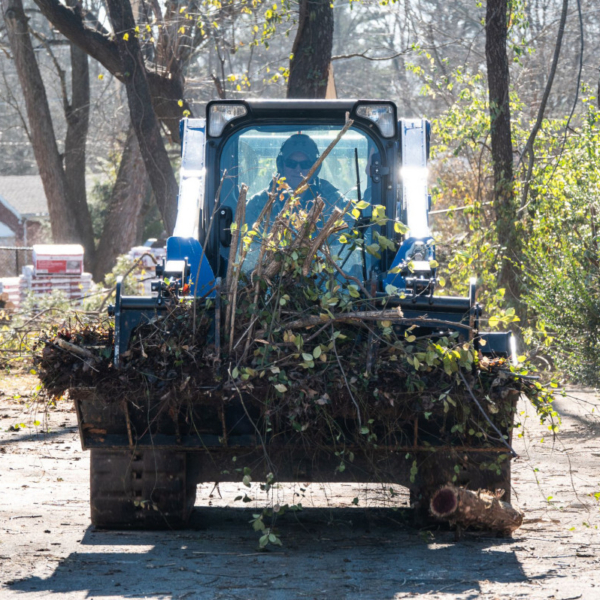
[245, 133, 345, 227]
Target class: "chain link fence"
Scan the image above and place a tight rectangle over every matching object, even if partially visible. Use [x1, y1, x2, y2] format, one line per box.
[0, 247, 33, 278]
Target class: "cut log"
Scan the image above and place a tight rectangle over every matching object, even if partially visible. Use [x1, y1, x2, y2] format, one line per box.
[430, 485, 523, 536]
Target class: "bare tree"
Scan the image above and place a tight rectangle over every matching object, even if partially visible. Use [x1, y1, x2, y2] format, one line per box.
[104, 0, 178, 235]
[93, 125, 148, 281]
[2, 0, 80, 245]
[61, 1, 95, 267]
[33, 0, 190, 143]
[287, 0, 334, 98]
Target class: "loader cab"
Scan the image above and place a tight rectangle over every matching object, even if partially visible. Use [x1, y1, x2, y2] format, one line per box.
[200, 100, 402, 280]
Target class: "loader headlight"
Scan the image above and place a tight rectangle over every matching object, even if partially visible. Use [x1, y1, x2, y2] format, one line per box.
[356, 103, 396, 138]
[208, 103, 248, 137]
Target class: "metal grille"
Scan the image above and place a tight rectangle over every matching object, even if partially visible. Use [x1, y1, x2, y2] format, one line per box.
[0, 246, 33, 278]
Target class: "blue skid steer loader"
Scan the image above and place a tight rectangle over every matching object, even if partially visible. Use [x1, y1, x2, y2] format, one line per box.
[72, 100, 517, 529]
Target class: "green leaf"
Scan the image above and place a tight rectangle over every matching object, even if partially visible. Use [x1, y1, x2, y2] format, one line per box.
[313, 346, 322, 359]
[365, 243, 381, 258]
[274, 384, 287, 393]
[231, 367, 239, 379]
[302, 352, 313, 362]
[253, 519, 266, 531]
[429, 259, 439, 269]
[355, 200, 369, 210]
[394, 221, 409, 234]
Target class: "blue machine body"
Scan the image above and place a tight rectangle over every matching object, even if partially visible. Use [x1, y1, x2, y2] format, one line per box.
[165, 237, 215, 299]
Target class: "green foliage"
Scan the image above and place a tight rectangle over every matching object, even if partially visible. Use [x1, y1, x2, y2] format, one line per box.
[402, 46, 600, 386]
[523, 97, 600, 385]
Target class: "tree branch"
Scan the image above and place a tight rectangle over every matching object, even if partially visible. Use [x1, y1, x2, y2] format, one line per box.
[331, 49, 409, 62]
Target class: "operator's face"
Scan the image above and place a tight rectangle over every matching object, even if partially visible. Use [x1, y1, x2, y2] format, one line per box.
[283, 151, 313, 190]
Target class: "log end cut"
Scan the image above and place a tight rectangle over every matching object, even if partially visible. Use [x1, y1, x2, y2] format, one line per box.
[430, 486, 459, 517]
[430, 485, 524, 536]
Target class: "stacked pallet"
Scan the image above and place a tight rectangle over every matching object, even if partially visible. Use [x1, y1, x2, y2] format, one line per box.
[22, 266, 93, 301]
[0, 277, 25, 308]
[0, 245, 93, 309]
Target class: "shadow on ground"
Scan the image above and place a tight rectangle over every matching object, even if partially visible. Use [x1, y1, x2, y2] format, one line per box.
[0, 425, 78, 446]
[7, 507, 541, 599]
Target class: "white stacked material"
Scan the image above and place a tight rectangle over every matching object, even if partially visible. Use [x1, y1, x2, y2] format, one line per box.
[0, 276, 26, 308]
[0, 244, 93, 309]
[32, 244, 84, 276]
[10, 244, 92, 306]
[22, 266, 92, 302]
[128, 245, 166, 295]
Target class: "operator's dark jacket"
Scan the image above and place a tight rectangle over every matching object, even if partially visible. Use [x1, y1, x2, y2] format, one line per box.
[245, 177, 345, 227]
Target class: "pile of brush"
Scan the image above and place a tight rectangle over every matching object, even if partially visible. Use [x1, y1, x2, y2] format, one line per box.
[35, 120, 554, 452]
[35, 181, 533, 453]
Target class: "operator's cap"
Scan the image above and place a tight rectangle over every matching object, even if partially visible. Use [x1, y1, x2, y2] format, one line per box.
[276, 133, 321, 176]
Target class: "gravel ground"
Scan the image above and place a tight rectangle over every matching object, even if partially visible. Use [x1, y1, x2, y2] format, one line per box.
[1, 374, 599, 599]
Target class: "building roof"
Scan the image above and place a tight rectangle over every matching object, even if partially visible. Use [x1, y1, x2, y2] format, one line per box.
[0, 175, 49, 218]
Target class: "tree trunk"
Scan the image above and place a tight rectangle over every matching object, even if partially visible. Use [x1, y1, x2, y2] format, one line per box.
[485, 0, 518, 301]
[93, 125, 149, 282]
[287, 0, 334, 99]
[105, 0, 178, 236]
[64, 27, 96, 271]
[2, 0, 78, 243]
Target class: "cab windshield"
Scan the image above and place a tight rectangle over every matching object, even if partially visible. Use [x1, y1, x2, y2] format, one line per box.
[218, 124, 381, 279]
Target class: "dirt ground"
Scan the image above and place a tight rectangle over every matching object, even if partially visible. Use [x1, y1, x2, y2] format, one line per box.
[1, 373, 599, 600]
